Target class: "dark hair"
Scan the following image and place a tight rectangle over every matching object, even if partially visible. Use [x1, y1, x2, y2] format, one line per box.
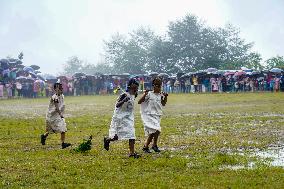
[152, 77, 162, 86]
[53, 82, 62, 89]
[127, 78, 139, 88]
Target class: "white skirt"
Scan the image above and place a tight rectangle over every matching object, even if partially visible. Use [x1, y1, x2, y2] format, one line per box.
[141, 113, 161, 136]
[109, 116, 135, 140]
[46, 117, 67, 133]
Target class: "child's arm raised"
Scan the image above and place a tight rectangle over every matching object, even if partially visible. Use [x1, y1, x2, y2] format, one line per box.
[138, 90, 149, 104]
[116, 93, 129, 108]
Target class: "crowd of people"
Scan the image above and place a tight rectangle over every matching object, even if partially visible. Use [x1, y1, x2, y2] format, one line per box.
[1, 57, 284, 99]
[1, 71, 284, 99]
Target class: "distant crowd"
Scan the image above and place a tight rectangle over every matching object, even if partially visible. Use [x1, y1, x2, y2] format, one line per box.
[1, 70, 284, 99]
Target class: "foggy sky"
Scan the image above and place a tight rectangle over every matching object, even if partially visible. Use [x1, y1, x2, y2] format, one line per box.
[0, 0, 283, 75]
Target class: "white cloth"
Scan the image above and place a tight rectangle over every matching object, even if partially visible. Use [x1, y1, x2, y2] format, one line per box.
[140, 91, 164, 136]
[46, 94, 67, 133]
[109, 92, 136, 140]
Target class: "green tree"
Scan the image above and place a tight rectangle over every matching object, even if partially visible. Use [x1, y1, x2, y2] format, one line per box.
[63, 56, 83, 76]
[245, 52, 263, 70]
[265, 55, 284, 70]
[104, 27, 157, 74]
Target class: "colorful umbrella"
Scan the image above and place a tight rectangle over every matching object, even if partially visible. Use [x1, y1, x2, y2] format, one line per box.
[234, 71, 246, 77]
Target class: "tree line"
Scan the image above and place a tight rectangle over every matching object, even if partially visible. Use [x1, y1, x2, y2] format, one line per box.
[63, 14, 284, 76]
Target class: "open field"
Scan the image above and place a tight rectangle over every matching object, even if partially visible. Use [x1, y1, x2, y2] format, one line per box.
[0, 93, 284, 188]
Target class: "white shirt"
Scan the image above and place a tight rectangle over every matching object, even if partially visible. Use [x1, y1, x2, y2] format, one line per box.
[141, 91, 164, 116]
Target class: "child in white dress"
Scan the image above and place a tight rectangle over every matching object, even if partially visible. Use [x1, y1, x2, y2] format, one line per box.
[40, 82, 71, 149]
[104, 78, 140, 158]
[138, 77, 168, 153]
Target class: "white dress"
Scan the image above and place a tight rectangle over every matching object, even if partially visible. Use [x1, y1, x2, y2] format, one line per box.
[140, 91, 164, 136]
[46, 94, 67, 133]
[109, 92, 136, 140]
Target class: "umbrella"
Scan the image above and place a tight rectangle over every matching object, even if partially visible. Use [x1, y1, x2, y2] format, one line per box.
[122, 73, 130, 76]
[85, 74, 96, 79]
[30, 65, 40, 70]
[26, 77, 35, 82]
[15, 64, 25, 69]
[157, 73, 169, 78]
[16, 76, 28, 82]
[234, 71, 246, 77]
[270, 68, 283, 73]
[57, 75, 69, 81]
[29, 72, 39, 78]
[149, 72, 159, 76]
[169, 75, 176, 79]
[45, 75, 57, 80]
[16, 60, 23, 64]
[241, 67, 253, 72]
[0, 59, 9, 69]
[36, 75, 45, 81]
[9, 59, 22, 65]
[16, 70, 26, 76]
[72, 72, 86, 78]
[35, 79, 45, 87]
[195, 70, 207, 76]
[23, 66, 35, 73]
[251, 71, 261, 75]
[206, 67, 218, 73]
[224, 71, 236, 76]
[180, 73, 191, 78]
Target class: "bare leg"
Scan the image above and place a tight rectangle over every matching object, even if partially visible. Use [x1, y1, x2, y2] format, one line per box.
[144, 133, 154, 148]
[61, 132, 65, 143]
[129, 139, 135, 155]
[153, 131, 160, 147]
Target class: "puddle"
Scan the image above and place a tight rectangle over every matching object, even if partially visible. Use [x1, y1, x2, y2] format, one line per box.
[219, 162, 255, 170]
[254, 146, 284, 167]
[160, 145, 189, 151]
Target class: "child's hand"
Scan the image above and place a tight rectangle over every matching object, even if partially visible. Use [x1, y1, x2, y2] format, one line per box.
[162, 92, 168, 97]
[124, 97, 130, 102]
[144, 90, 150, 95]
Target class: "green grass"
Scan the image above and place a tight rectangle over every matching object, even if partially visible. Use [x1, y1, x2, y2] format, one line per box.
[0, 93, 284, 188]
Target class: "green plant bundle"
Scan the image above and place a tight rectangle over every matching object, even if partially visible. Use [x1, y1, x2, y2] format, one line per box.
[73, 135, 92, 153]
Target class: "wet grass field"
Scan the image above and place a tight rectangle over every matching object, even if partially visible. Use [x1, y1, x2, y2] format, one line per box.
[0, 93, 283, 188]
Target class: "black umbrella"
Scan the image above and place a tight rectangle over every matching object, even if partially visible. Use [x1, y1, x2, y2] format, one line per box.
[72, 72, 86, 78]
[15, 64, 25, 69]
[9, 59, 22, 65]
[16, 76, 28, 82]
[0, 59, 9, 69]
[36, 75, 45, 81]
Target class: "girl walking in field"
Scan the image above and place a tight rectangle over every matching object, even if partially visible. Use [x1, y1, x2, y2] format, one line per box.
[40, 82, 71, 149]
[138, 77, 168, 153]
[103, 78, 140, 158]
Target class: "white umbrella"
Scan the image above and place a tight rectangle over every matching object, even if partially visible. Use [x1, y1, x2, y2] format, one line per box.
[270, 68, 283, 73]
